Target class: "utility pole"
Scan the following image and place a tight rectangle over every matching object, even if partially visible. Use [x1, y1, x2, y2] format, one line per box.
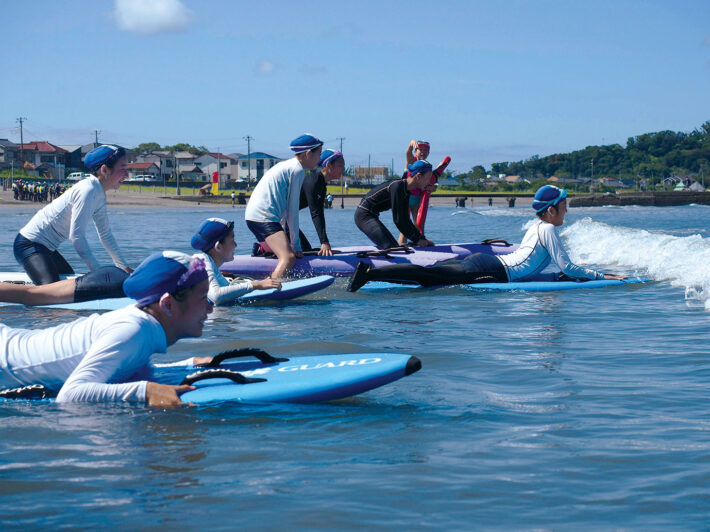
[217, 146, 221, 190]
[16, 117, 27, 164]
[94, 130, 101, 147]
[175, 153, 180, 196]
[243, 135, 253, 182]
[368, 154, 371, 185]
[336, 137, 345, 153]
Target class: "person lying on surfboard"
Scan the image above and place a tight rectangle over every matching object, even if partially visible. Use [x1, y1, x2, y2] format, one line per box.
[244, 134, 323, 280]
[354, 160, 436, 250]
[398, 139, 430, 245]
[295, 149, 345, 256]
[0, 251, 217, 407]
[190, 218, 281, 305]
[13, 145, 133, 286]
[347, 185, 626, 291]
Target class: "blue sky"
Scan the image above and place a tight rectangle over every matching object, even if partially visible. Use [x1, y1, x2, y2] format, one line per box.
[1, 0, 709, 173]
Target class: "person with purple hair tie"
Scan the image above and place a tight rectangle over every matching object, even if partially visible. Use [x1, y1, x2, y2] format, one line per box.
[0, 252, 218, 407]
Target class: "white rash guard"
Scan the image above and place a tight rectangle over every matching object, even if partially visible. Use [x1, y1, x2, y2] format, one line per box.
[0, 305, 166, 402]
[193, 252, 253, 306]
[19, 175, 128, 271]
[244, 157, 306, 252]
[498, 219, 605, 282]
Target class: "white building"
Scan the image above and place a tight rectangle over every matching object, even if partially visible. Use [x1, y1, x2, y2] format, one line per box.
[235, 152, 283, 182]
[194, 153, 239, 186]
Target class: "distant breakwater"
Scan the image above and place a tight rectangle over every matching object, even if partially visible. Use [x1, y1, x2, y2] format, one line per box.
[569, 191, 710, 208]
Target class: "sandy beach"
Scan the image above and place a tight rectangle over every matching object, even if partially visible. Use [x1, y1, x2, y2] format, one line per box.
[0, 188, 533, 209]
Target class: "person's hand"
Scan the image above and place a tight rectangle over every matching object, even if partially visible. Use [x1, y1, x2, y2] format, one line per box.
[146, 382, 195, 408]
[604, 274, 627, 280]
[415, 238, 435, 247]
[252, 277, 282, 290]
[318, 243, 333, 256]
[193, 356, 213, 366]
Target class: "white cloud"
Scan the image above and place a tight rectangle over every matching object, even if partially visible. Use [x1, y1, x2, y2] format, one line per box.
[113, 0, 193, 35]
[256, 60, 275, 74]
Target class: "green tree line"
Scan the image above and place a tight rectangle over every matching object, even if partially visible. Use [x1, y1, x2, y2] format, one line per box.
[454, 121, 710, 190]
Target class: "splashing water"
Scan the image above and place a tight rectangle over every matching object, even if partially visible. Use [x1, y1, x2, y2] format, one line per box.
[561, 217, 710, 310]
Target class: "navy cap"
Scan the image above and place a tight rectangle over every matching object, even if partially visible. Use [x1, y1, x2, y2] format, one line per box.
[407, 160, 433, 176]
[123, 251, 208, 307]
[190, 218, 234, 252]
[84, 145, 126, 171]
[532, 185, 567, 212]
[318, 149, 343, 168]
[290, 134, 323, 154]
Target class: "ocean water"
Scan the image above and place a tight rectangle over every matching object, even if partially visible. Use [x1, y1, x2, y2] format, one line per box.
[0, 201, 709, 530]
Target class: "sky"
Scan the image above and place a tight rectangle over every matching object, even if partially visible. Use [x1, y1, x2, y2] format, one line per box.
[1, 0, 709, 173]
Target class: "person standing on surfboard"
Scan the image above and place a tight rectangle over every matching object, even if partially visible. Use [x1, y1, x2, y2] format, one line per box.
[0, 252, 218, 406]
[347, 185, 626, 291]
[245, 134, 323, 280]
[296, 149, 345, 256]
[398, 139, 430, 245]
[354, 160, 436, 250]
[13, 145, 133, 286]
[190, 218, 281, 305]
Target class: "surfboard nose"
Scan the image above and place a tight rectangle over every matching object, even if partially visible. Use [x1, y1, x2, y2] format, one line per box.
[405, 356, 422, 375]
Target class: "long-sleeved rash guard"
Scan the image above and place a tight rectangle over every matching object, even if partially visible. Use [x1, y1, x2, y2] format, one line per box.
[19, 175, 128, 271]
[0, 305, 166, 402]
[498, 219, 605, 282]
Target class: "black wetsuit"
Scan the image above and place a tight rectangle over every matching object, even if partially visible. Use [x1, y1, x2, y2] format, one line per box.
[354, 178, 423, 249]
[298, 170, 329, 251]
[359, 252, 508, 287]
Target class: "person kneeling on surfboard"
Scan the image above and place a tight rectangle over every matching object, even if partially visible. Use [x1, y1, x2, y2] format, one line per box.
[191, 218, 281, 305]
[295, 149, 345, 256]
[0, 252, 217, 407]
[245, 134, 323, 280]
[347, 185, 626, 291]
[354, 160, 436, 250]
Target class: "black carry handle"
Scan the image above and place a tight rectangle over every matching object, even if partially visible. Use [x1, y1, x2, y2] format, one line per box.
[0, 384, 57, 400]
[355, 246, 414, 258]
[480, 238, 513, 247]
[199, 347, 288, 367]
[181, 369, 267, 386]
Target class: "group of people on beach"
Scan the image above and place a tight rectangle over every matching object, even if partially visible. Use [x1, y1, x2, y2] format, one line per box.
[0, 135, 625, 406]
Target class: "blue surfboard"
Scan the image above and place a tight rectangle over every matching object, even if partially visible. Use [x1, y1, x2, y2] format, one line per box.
[0, 349, 422, 404]
[0, 275, 334, 311]
[359, 276, 648, 293]
[152, 350, 421, 404]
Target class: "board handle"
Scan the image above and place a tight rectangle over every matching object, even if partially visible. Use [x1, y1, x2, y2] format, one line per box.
[355, 246, 413, 258]
[199, 348, 288, 367]
[480, 238, 513, 247]
[181, 369, 267, 386]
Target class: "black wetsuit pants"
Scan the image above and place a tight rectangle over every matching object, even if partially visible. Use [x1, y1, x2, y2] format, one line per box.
[363, 252, 508, 287]
[354, 208, 399, 250]
[14, 233, 74, 285]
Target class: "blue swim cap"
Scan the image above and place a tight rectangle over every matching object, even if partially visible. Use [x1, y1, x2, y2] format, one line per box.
[407, 160, 433, 176]
[190, 218, 234, 252]
[318, 149, 343, 168]
[289, 134, 323, 154]
[532, 185, 567, 212]
[123, 251, 208, 307]
[84, 145, 126, 171]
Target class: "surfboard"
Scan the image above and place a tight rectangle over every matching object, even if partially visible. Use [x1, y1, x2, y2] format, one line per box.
[0, 275, 335, 311]
[359, 276, 648, 293]
[154, 350, 422, 404]
[221, 241, 518, 277]
[0, 350, 422, 404]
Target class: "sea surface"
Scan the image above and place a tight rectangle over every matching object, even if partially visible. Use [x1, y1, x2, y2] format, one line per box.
[1, 200, 709, 530]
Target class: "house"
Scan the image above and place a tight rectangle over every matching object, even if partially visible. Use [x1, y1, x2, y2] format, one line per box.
[58, 145, 84, 170]
[135, 152, 176, 180]
[0, 139, 19, 170]
[234, 152, 281, 182]
[178, 164, 205, 181]
[354, 166, 389, 185]
[18, 141, 69, 179]
[194, 153, 239, 186]
[599, 177, 627, 189]
[126, 162, 160, 179]
[504, 175, 528, 184]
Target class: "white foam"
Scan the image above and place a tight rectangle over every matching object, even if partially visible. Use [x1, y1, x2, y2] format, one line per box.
[561, 217, 710, 310]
